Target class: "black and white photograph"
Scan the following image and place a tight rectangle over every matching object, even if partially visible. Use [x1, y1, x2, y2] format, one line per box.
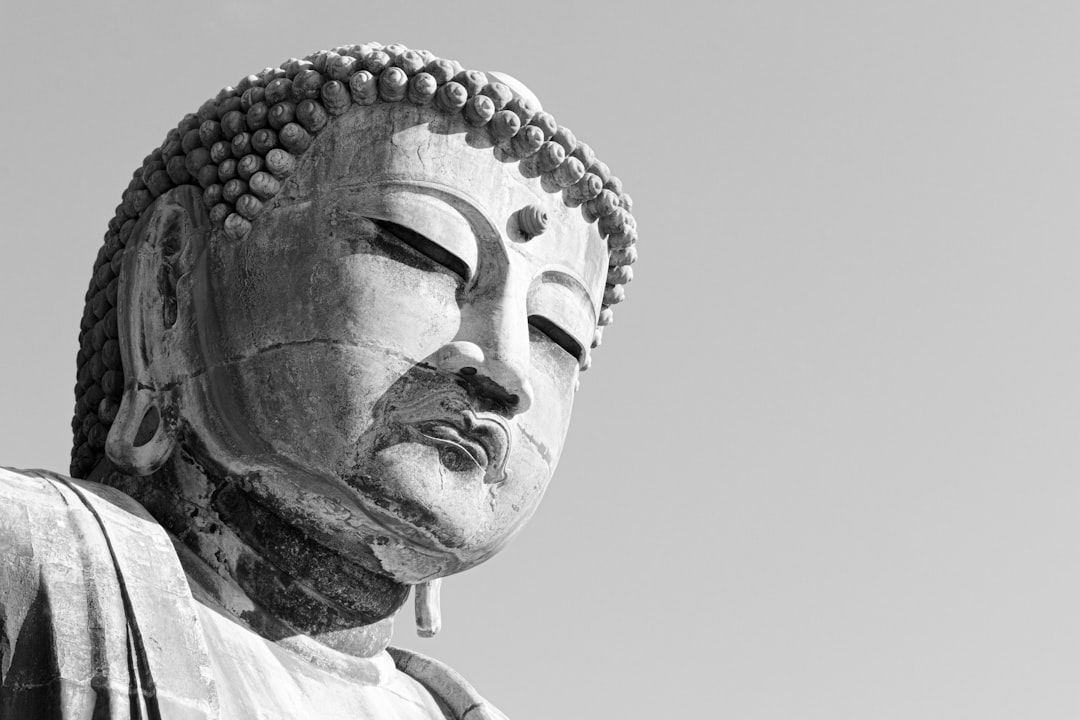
[0, 2, 1076, 718]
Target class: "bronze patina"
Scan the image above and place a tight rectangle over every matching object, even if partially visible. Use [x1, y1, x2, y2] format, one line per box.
[1, 41, 637, 719]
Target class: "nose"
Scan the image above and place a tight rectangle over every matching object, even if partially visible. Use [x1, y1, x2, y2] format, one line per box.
[434, 337, 534, 415]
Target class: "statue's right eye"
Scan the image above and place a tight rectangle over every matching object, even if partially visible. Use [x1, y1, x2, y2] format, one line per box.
[370, 219, 470, 283]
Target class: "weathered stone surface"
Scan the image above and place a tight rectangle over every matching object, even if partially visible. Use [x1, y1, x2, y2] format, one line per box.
[3, 40, 638, 719]
[0, 468, 488, 718]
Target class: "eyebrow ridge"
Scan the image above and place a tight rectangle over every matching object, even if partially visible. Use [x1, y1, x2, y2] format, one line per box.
[340, 179, 505, 245]
[536, 270, 597, 319]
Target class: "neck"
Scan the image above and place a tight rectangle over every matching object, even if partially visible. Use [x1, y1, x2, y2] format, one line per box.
[173, 534, 396, 665]
[91, 454, 411, 660]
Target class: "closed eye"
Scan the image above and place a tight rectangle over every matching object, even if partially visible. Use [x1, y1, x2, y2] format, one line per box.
[528, 315, 585, 365]
[371, 219, 470, 282]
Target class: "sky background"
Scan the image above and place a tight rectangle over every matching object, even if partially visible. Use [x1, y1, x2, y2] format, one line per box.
[2, 1, 1079, 718]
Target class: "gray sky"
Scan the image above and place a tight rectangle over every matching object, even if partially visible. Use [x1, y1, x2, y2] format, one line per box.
[2, 1, 1078, 717]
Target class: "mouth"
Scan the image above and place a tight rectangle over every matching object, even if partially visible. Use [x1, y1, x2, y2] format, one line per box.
[418, 422, 487, 470]
[384, 383, 514, 485]
[413, 414, 510, 484]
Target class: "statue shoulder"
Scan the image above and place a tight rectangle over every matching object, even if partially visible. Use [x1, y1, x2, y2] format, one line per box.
[389, 646, 510, 720]
[0, 465, 163, 555]
[0, 467, 151, 713]
[0, 468, 57, 612]
[1, 463, 153, 509]
[0, 467, 111, 581]
[0, 464, 172, 644]
[0, 467, 218, 719]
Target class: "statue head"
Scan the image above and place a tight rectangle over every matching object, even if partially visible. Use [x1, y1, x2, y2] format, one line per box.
[71, 43, 637, 609]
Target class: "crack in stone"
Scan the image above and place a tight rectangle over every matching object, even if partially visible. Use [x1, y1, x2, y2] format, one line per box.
[139, 338, 420, 391]
[517, 426, 554, 468]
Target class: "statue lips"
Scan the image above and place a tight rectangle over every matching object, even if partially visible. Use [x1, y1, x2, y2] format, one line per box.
[414, 412, 511, 485]
[386, 386, 513, 486]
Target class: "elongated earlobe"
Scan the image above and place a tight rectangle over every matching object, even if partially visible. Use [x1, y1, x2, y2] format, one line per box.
[101, 185, 206, 478]
[106, 383, 176, 476]
[415, 579, 442, 638]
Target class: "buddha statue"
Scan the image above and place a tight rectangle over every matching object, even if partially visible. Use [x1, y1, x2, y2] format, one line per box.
[0, 41, 637, 719]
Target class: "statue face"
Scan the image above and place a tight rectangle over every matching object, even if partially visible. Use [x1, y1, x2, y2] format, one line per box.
[184, 104, 608, 581]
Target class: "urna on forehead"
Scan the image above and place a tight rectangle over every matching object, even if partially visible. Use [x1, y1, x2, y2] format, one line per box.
[71, 41, 638, 478]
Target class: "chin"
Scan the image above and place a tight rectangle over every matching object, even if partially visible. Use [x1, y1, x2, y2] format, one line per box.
[343, 440, 504, 563]
[340, 437, 550, 583]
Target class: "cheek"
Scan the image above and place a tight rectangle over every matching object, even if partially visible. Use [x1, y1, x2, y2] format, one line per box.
[202, 249, 465, 470]
[204, 221, 463, 365]
[477, 341, 577, 552]
[310, 253, 461, 358]
[203, 345, 409, 471]
[515, 335, 580, 475]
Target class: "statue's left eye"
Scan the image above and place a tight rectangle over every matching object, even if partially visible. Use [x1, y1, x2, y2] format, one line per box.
[371, 219, 470, 282]
[528, 315, 585, 365]
[526, 275, 593, 368]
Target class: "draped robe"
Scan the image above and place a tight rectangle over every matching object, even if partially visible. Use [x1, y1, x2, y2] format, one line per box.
[0, 468, 506, 720]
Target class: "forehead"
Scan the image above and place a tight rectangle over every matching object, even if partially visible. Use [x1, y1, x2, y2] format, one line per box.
[285, 103, 608, 309]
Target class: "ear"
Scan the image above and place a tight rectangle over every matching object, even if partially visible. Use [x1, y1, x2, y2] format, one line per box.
[106, 186, 210, 476]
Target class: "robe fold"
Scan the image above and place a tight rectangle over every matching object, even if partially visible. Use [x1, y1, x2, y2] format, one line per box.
[0, 468, 507, 720]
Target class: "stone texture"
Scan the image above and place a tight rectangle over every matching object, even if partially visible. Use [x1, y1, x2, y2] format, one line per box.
[3, 40, 638, 719]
